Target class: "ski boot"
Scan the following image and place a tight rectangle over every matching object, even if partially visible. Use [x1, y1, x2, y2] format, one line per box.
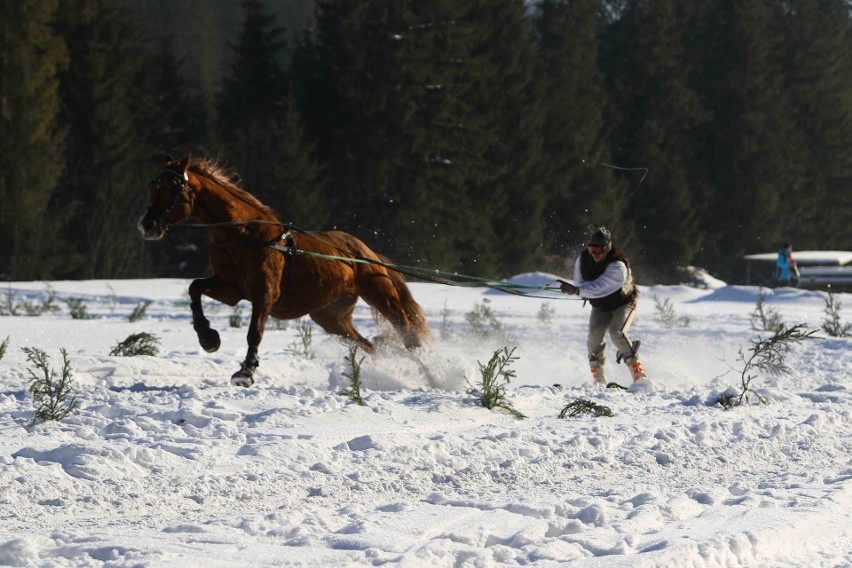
[623, 355, 647, 383]
[589, 359, 608, 386]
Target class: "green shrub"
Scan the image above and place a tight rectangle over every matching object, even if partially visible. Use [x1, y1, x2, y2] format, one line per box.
[440, 300, 454, 340]
[469, 346, 525, 419]
[716, 323, 817, 409]
[536, 302, 556, 324]
[110, 332, 161, 357]
[23, 347, 79, 425]
[465, 300, 500, 335]
[65, 298, 99, 320]
[821, 292, 852, 338]
[1, 284, 59, 316]
[229, 305, 243, 328]
[652, 295, 689, 328]
[341, 344, 366, 406]
[750, 289, 783, 332]
[128, 301, 152, 322]
[288, 319, 314, 359]
[559, 398, 613, 418]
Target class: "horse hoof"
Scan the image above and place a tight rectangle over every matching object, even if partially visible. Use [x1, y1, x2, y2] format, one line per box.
[199, 330, 221, 353]
[230, 359, 257, 387]
[230, 371, 254, 387]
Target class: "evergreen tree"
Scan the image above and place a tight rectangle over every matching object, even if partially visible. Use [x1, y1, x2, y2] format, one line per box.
[289, 26, 340, 165]
[535, 0, 629, 264]
[391, 1, 502, 273]
[55, 0, 153, 279]
[0, 0, 68, 280]
[689, 0, 805, 279]
[782, 0, 852, 249]
[120, 0, 233, 152]
[220, 0, 325, 225]
[143, 35, 208, 154]
[602, 0, 709, 282]
[270, 88, 328, 229]
[313, 0, 496, 273]
[219, 0, 288, 197]
[475, 0, 548, 276]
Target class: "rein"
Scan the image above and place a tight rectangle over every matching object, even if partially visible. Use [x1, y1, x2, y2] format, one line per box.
[169, 218, 579, 300]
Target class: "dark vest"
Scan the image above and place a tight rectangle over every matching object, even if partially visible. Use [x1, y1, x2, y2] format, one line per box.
[579, 247, 638, 311]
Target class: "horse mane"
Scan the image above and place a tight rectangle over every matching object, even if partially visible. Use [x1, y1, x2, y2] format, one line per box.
[189, 158, 280, 220]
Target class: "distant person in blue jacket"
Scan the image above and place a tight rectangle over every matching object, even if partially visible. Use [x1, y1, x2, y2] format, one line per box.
[776, 242, 798, 287]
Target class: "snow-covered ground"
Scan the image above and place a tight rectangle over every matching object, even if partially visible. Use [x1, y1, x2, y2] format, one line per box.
[1, 275, 850, 567]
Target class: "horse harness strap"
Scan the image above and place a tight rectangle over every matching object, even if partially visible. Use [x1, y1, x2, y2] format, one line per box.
[211, 229, 298, 301]
[212, 229, 292, 251]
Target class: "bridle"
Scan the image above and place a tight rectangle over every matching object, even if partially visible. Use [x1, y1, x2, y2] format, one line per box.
[144, 168, 196, 233]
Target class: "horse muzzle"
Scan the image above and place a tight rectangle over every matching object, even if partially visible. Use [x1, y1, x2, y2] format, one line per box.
[137, 211, 168, 240]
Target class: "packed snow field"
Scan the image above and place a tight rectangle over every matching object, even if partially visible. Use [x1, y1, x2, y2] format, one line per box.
[1, 275, 850, 567]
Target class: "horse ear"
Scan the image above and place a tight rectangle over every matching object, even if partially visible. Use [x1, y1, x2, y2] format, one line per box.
[178, 152, 191, 178]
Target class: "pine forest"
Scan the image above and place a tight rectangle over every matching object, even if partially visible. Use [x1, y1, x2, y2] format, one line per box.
[1, 0, 850, 285]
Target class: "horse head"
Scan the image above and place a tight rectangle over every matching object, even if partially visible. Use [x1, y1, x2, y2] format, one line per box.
[137, 153, 196, 240]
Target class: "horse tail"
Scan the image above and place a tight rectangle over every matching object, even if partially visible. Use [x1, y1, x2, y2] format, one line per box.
[376, 254, 432, 346]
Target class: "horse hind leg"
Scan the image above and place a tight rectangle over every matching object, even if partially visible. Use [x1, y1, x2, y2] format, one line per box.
[310, 295, 376, 354]
[358, 273, 429, 350]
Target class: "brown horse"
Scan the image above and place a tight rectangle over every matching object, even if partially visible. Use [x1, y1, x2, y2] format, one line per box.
[137, 153, 431, 386]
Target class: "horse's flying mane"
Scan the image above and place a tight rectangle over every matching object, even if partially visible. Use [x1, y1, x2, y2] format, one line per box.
[189, 157, 280, 220]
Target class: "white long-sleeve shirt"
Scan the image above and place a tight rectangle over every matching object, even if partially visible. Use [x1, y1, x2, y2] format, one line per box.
[573, 257, 629, 299]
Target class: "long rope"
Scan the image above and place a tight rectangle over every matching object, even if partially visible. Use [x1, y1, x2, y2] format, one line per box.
[599, 161, 649, 198]
[168, 219, 579, 300]
[274, 244, 573, 299]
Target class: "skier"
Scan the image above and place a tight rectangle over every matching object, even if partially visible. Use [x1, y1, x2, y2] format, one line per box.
[560, 227, 648, 385]
[775, 242, 798, 287]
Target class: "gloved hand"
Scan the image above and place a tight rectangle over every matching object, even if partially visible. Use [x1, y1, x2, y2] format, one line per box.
[560, 282, 579, 295]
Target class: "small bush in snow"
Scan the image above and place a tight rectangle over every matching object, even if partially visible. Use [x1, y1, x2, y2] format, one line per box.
[288, 319, 315, 359]
[464, 300, 510, 342]
[821, 292, 852, 338]
[110, 332, 161, 357]
[341, 344, 366, 406]
[106, 284, 117, 312]
[559, 398, 613, 418]
[716, 323, 818, 409]
[536, 302, 556, 324]
[750, 288, 783, 332]
[1, 284, 59, 316]
[440, 300, 453, 340]
[229, 305, 243, 328]
[128, 301, 152, 322]
[0, 335, 9, 360]
[65, 298, 99, 320]
[21, 284, 60, 316]
[0, 287, 18, 316]
[468, 346, 525, 419]
[652, 295, 689, 328]
[23, 347, 79, 425]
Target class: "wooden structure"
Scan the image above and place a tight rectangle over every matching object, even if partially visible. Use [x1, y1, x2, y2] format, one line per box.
[743, 250, 852, 291]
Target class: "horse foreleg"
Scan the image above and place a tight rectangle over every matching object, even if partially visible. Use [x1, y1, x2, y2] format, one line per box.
[188, 276, 243, 353]
[231, 303, 270, 387]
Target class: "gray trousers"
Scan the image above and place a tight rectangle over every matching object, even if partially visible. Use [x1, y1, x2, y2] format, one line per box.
[587, 302, 637, 364]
